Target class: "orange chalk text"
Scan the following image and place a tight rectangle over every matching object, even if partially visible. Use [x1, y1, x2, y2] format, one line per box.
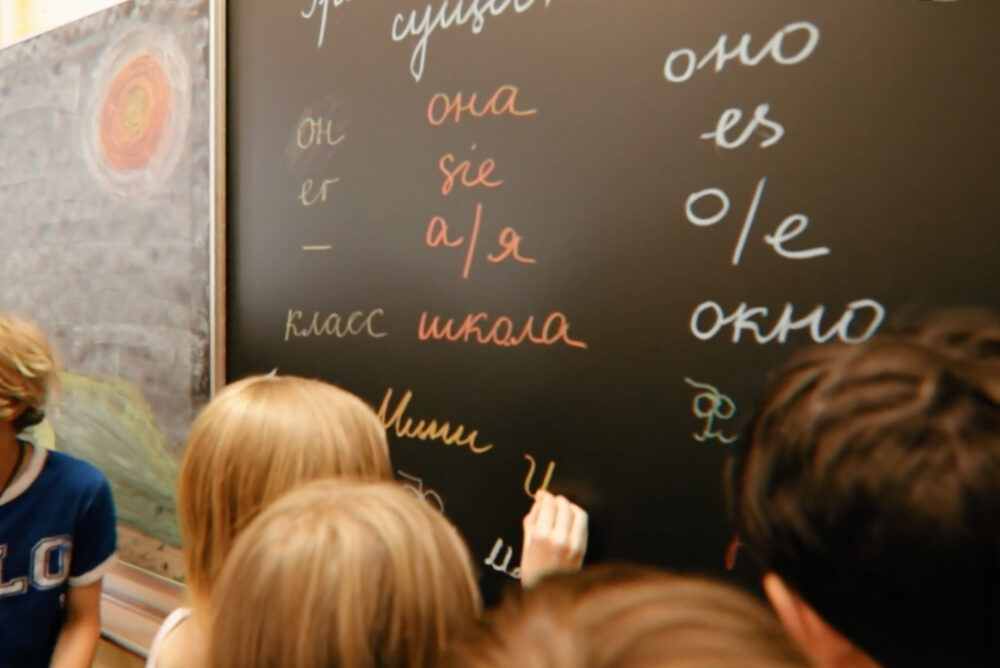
[377, 388, 493, 454]
[426, 203, 535, 279]
[439, 145, 503, 195]
[417, 310, 587, 349]
[427, 85, 537, 126]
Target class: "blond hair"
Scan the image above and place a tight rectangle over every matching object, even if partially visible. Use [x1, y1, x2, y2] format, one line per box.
[207, 479, 482, 668]
[0, 311, 57, 424]
[177, 375, 392, 608]
[445, 564, 809, 668]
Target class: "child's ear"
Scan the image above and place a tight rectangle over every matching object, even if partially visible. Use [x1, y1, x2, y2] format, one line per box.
[763, 573, 880, 668]
[1, 402, 27, 423]
[763, 573, 812, 652]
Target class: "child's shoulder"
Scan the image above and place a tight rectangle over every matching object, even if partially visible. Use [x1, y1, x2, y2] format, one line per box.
[40, 448, 110, 493]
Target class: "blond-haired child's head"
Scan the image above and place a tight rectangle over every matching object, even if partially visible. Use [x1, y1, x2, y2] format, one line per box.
[0, 311, 57, 430]
[177, 374, 392, 606]
[207, 479, 482, 668]
[444, 564, 809, 668]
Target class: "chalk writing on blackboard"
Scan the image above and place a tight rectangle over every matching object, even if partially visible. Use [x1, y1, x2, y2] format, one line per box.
[700, 104, 785, 150]
[483, 537, 521, 579]
[685, 178, 830, 265]
[523, 454, 555, 498]
[398, 470, 445, 512]
[683, 378, 737, 444]
[284, 308, 388, 340]
[297, 117, 345, 148]
[392, 3, 553, 82]
[301, 0, 355, 49]
[426, 204, 536, 279]
[299, 177, 340, 206]
[664, 21, 820, 83]
[439, 146, 503, 195]
[427, 86, 538, 125]
[417, 311, 587, 349]
[689, 299, 886, 344]
[377, 388, 494, 453]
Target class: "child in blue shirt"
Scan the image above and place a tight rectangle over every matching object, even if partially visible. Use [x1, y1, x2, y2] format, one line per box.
[0, 311, 117, 668]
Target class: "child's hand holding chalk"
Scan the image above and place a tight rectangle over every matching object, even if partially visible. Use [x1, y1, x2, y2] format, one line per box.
[519, 490, 588, 587]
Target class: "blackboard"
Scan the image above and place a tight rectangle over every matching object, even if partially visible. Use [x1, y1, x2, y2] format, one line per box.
[226, 0, 1000, 602]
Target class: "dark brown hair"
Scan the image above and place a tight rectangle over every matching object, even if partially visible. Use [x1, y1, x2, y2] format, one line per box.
[443, 564, 808, 668]
[727, 308, 1000, 667]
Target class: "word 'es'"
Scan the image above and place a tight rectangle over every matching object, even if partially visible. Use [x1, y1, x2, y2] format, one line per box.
[377, 388, 493, 454]
[418, 311, 587, 349]
[284, 308, 387, 341]
[393, 0, 553, 82]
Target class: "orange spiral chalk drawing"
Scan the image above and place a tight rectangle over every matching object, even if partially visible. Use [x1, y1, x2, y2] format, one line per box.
[99, 54, 173, 171]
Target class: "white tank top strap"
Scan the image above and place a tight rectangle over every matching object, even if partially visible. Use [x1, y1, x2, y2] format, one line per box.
[145, 606, 193, 668]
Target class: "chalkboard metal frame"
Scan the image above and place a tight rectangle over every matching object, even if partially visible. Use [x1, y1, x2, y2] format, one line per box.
[99, 0, 227, 655]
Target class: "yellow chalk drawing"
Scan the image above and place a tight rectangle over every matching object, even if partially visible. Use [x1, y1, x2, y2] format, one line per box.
[683, 377, 738, 444]
[523, 454, 555, 498]
[24, 371, 180, 547]
[377, 388, 493, 454]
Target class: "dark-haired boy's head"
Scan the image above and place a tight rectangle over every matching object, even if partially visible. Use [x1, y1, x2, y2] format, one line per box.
[728, 309, 1000, 668]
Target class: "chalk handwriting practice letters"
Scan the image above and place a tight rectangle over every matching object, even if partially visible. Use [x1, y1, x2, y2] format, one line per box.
[284, 308, 388, 340]
[427, 86, 538, 125]
[299, 177, 340, 206]
[297, 117, 346, 148]
[689, 299, 886, 344]
[700, 104, 785, 150]
[684, 178, 830, 265]
[293, 117, 345, 252]
[398, 470, 446, 512]
[664, 21, 820, 83]
[416, 83, 585, 350]
[668, 17, 881, 348]
[683, 378, 737, 444]
[523, 454, 555, 498]
[425, 205, 536, 279]
[301, 0, 355, 48]
[424, 89, 540, 280]
[393, 1, 554, 82]
[483, 537, 521, 579]
[377, 388, 494, 454]
[418, 311, 587, 349]
[439, 146, 503, 195]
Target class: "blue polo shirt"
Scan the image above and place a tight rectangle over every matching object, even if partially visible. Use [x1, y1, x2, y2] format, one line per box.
[0, 444, 117, 667]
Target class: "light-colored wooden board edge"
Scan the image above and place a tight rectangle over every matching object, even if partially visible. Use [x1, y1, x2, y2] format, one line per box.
[101, 560, 188, 658]
[210, 0, 227, 395]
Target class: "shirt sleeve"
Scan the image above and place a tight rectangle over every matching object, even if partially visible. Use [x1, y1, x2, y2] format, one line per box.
[69, 476, 118, 586]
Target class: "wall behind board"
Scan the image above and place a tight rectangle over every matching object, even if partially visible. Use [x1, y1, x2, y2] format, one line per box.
[0, 0, 211, 579]
[227, 0, 1000, 602]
